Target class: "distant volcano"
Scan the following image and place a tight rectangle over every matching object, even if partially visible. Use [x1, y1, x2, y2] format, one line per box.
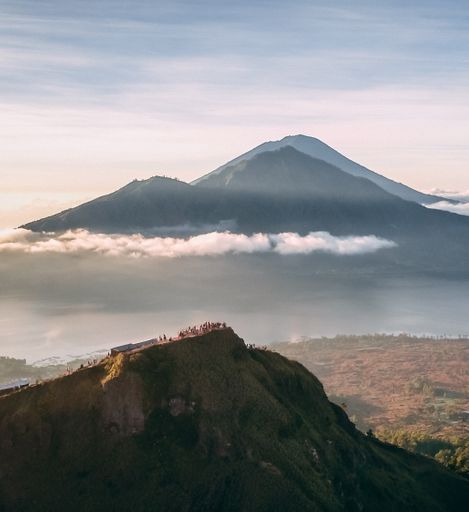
[21, 137, 469, 270]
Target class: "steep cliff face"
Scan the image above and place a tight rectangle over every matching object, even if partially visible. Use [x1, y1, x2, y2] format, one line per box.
[0, 329, 467, 511]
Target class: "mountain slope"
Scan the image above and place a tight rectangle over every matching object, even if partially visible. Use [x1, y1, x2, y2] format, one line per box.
[193, 134, 446, 204]
[23, 146, 469, 239]
[0, 327, 467, 511]
[189, 145, 399, 200]
[21, 146, 469, 270]
[21, 147, 447, 237]
[22, 147, 406, 235]
[21, 176, 230, 234]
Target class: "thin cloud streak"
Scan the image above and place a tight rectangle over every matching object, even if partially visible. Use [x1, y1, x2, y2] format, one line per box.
[0, 229, 396, 258]
[428, 189, 469, 203]
[424, 201, 469, 217]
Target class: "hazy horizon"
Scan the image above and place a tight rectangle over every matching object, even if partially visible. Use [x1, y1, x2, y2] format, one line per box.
[2, 0, 469, 363]
[0, 3, 468, 508]
[3, 249, 469, 362]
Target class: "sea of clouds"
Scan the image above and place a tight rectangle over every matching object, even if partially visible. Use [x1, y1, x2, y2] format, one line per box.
[0, 229, 396, 258]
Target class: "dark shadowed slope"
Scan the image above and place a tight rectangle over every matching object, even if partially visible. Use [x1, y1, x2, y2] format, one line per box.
[193, 134, 448, 204]
[0, 327, 467, 512]
[191, 145, 395, 199]
[22, 147, 462, 238]
[22, 176, 230, 235]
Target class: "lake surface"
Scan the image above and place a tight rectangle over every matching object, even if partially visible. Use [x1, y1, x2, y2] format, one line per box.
[1, 251, 469, 361]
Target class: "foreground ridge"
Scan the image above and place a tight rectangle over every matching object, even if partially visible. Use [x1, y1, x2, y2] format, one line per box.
[0, 326, 467, 511]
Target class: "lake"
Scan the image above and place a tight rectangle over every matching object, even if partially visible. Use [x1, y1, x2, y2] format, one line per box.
[1, 251, 469, 361]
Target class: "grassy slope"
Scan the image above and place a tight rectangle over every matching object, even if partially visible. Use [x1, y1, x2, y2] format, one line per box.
[0, 329, 467, 512]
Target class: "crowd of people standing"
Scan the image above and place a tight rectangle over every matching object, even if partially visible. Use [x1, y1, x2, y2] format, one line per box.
[177, 321, 227, 339]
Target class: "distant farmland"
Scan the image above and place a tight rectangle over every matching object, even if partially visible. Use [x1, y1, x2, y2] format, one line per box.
[276, 334, 468, 438]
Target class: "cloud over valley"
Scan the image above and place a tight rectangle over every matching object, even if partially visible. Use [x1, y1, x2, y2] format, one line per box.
[424, 201, 469, 217]
[0, 229, 396, 258]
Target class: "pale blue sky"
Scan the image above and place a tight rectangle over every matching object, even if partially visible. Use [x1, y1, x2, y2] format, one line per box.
[1, 0, 468, 226]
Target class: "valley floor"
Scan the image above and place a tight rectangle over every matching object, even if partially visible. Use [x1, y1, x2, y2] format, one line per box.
[276, 334, 469, 474]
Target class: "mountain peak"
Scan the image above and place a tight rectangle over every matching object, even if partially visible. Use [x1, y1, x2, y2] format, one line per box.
[123, 175, 187, 188]
[192, 144, 393, 200]
[280, 134, 319, 141]
[192, 136, 443, 204]
[21, 174, 192, 233]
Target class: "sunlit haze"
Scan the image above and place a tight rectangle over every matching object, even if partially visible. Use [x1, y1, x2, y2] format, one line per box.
[1, 0, 469, 227]
[1, 3, 469, 503]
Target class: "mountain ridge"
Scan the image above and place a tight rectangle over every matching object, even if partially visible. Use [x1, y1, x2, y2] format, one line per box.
[0, 326, 467, 511]
[20, 146, 443, 237]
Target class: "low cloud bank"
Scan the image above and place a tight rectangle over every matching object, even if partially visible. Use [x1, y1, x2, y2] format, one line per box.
[424, 201, 469, 217]
[429, 189, 469, 203]
[0, 229, 396, 257]
[269, 232, 395, 255]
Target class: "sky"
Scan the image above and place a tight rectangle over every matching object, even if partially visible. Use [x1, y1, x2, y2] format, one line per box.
[1, 0, 469, 227]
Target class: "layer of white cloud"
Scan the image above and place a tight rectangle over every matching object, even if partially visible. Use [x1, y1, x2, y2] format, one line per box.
[270, 232, 396, 255]
[428, 189, 469, 203]
[424, 201, 469, 217]
[0, 229, 396, 258]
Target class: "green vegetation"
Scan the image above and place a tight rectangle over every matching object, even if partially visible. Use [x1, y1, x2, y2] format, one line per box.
[377, 429, 469, 477]
[0, 329, 467, 511]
